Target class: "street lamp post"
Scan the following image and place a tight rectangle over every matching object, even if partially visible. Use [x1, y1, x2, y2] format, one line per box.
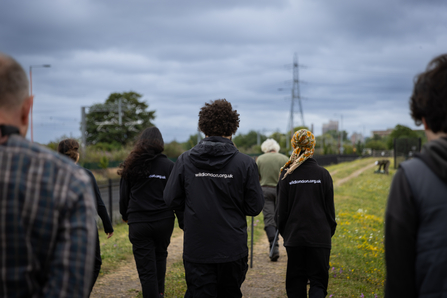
[29, 64, 51, 142]
[334, 113, 344, 154]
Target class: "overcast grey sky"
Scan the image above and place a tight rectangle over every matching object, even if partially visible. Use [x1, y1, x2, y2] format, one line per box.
[2, 0, 446, 144]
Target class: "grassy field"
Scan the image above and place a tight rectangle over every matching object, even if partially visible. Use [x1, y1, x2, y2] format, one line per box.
[326, 158, 391, 298]
[98, 157, 392, 297]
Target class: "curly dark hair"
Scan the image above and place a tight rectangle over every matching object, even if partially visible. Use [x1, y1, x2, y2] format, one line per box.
[57, 139, 80, 162]
[198, 99, 240, 137]
[410, 53, 447, 133]
[118, 126, 164, 180]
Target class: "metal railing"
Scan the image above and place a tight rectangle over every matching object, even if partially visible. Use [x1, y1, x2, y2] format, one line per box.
[97, 178, 122, 225]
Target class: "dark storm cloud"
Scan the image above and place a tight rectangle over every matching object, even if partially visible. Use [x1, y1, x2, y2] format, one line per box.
[1, 0, 446, 143]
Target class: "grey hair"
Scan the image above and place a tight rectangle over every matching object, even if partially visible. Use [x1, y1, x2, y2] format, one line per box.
[0, 53, 29, 109]
[261, 138, 280, 153]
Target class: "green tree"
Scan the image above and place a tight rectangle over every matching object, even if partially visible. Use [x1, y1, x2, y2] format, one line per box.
[355, 141, 365, 156]
[164, 141, 185, 159]
[320, 133, 337, 155]
[387, 124, 418, 149]
[365, 139, 387, 150]
[233, 130, 266, 151]
[269, 131, 288, 154]
[84, 92, 155, 145]
[183, 133, 204, 151]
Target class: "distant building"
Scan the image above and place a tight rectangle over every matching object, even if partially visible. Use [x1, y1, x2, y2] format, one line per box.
[322, 120, 339, 135]
[350, 132, 364, 145]
[371, 129, 393, 138]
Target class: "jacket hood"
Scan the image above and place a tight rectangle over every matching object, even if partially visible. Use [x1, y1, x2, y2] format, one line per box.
[189, 136, 238, 170]
[419, 137, 447, 182]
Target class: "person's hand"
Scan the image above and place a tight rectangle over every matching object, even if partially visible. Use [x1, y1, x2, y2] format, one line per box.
[106, 232, 114, 239]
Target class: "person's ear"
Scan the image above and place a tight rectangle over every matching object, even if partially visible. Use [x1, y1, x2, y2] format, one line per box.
[19, 95, 33, 137]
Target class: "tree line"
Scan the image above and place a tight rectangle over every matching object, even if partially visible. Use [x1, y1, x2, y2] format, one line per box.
[45, 92, 426, 165]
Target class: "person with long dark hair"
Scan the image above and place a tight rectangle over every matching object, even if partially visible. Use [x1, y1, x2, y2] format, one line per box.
[119, 126, 182, 298]
[57, 138, 114, 295]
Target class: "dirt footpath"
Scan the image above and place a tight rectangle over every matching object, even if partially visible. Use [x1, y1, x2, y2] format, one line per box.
[91, 162, 376, 297]
[91, 233, 287, 298]
[90, 233, 184, 298]
[334, 162, 376, 187]
[242, 235, 287, 298]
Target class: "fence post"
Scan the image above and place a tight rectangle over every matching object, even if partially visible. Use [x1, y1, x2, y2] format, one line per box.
[108, 178, 113, 223]
[250, 216, 254, 268]
[393, 138, 397, 169]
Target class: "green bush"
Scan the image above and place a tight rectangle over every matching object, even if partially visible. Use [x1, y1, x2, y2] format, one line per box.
[98, 155, 109, 169]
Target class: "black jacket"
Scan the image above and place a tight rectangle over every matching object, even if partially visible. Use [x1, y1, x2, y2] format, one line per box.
[276, 158, 336, 248]
[163, 136, 264, 263]
[84, 168, 114, 234]
[385, 137, 447, 298]
[120, 154, 182, 225]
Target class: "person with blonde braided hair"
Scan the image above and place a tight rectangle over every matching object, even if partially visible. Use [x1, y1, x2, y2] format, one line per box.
[276, 129, 336, 298]
[280, 129, 316, 179]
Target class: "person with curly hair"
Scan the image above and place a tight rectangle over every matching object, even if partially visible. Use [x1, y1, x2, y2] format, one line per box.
[164, 99, 264, 298]
[256, 138, 289, 261]
[276, 129, 336, 298]
[385, 54, 447, 298]
[57, 138, 114, 295]
[119, 126, 182, 298]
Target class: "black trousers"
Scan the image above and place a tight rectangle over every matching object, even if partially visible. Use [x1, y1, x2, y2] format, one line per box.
[90, 229, 102, 295]
[285, 246, 330, 298]
[129, 218, 174, 298]
[183, 256, 248, 298]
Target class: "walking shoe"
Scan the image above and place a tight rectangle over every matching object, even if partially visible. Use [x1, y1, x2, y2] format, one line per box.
[270, 244, 279, 262]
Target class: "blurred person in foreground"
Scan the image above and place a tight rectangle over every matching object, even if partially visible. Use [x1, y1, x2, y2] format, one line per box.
[57, 138, 114, 295]
[119, 126, 183, 298]
[164, 99, 264, 298]
[385, 54, 447, 297]
[0, 52, 97, 297]
[276, 129, 336, 298]
[256, 138, 289, 261]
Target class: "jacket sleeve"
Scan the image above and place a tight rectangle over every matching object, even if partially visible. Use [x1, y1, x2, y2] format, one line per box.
[163, 157, 186, 211]
[91, 173, 114, 233]
[165, 159, 185, 229]
[276, 171, 289, 236]
[119, 177, 130, 222]
[243, 160, 264, 216]
[324, 172, 336, 237]
[43, 177, 97, 297]
[384, 169, 418, 298]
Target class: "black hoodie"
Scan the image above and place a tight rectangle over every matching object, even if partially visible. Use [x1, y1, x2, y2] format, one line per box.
[120, 154, 178, 224]
[163, 136, 264, 263]
[385, 137, 447, 298]
[276, 158, 336, 248]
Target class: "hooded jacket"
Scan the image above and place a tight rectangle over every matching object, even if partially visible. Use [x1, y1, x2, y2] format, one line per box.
[120, 154, 178, 224]
[163, 136, 264, 263]
[385, 137, 447, 298]
[276, 158, 336, 248]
